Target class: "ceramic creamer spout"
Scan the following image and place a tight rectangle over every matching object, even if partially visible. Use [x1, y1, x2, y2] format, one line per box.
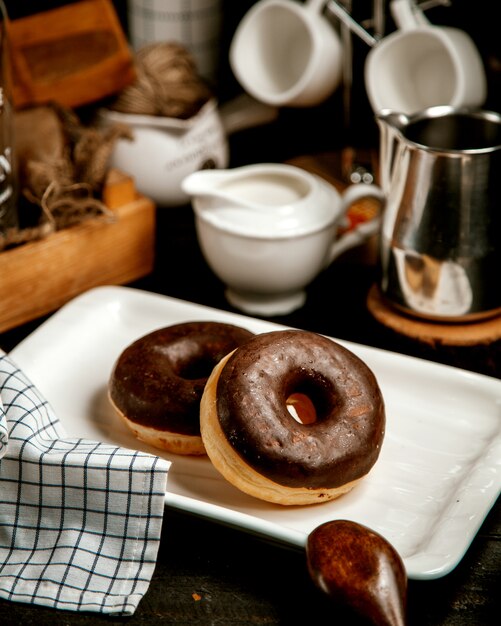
[376, 110, 410, 194]
[181, 169, 246, 211]
[182, 163, 319, 214]
[182, 168, 233, 196]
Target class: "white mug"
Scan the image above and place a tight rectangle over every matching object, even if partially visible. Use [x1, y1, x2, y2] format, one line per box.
[229, 0, 343, 108]
[365, 0, 486, 115]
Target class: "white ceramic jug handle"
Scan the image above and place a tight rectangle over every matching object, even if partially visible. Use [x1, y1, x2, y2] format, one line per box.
[390, 0, 430, 30]
[325, 183, 385, 267]
[218, 93, 279, 136]
[306, 0, 327, 13]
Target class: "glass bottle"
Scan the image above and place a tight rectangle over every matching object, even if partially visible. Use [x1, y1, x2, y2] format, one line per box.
[0, 0, 17, 237]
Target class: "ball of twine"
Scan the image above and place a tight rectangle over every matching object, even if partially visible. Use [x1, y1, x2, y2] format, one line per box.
[111, 42, 212, 119]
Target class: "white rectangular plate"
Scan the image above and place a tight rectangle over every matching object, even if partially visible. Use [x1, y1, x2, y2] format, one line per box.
[9, 286, 501, 580]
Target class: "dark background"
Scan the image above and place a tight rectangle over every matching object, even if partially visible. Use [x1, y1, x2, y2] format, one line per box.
[4, 0, 501, 165]
[1, 3, 500, 624]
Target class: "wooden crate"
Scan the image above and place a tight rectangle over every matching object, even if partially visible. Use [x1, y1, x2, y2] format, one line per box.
[0, 171, 155, 333]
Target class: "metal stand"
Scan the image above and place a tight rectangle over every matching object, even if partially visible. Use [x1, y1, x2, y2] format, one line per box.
[325, 0, 451, 184]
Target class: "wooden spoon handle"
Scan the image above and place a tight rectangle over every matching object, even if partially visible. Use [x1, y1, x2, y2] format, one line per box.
[307, 520, 407, 626]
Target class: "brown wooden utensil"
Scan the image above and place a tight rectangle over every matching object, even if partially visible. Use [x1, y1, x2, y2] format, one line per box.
[307, 520, 407, 626]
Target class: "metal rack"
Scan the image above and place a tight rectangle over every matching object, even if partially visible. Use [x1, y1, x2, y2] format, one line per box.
[325, 0, 452, 183]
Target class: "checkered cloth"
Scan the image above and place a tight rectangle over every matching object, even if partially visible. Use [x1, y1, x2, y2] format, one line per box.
[0, 351, 170, 614]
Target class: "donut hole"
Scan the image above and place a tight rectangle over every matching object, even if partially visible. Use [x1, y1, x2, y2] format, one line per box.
[175, 355, 219, 380]
[287, 392, 317, 424]
[285, 376, 335, 425]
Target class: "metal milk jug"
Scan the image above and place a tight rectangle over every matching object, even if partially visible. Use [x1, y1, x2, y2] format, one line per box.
[377, 106, 501, 321]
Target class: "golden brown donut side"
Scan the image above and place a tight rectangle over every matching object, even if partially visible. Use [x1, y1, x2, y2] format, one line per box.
[200, 329, 386, 505]
[200, 352, 362, 505]
[110, 393, 207, 455]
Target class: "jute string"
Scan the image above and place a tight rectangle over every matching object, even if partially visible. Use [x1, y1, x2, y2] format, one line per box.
[110, 42, 212, 118]
[0, 105, 131, 251]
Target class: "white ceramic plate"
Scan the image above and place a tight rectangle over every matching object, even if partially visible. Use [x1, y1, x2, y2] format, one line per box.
[10, 286, 501, 580]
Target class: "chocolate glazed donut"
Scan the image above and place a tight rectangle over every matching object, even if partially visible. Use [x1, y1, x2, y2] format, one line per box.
[109, 321, 254, 455]
[200, 329, 385, 504]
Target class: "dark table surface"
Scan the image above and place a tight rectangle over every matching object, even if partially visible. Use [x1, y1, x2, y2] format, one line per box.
[1, 115, 500, 625]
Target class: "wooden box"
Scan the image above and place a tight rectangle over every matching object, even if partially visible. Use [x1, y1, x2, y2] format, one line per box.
[8, 0, 136, 110]
[0, 171, 155, 333]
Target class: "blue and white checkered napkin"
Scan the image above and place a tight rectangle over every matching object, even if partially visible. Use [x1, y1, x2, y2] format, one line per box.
[0, 351, 170, 614]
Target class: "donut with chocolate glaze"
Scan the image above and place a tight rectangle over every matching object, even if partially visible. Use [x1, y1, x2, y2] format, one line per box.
[109, 321, 254, 455]
[200, 329, 385, 505]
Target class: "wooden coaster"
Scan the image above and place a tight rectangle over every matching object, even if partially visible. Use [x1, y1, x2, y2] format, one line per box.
[367, 284, 501, 346]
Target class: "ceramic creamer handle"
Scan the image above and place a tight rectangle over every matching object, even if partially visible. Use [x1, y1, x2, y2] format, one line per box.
[325, 183, 385, 267]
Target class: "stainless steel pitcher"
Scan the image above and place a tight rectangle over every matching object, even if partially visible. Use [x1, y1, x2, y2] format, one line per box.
[377, 105, 501, 321]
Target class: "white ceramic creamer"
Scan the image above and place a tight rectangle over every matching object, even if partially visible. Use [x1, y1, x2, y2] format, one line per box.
[183, 163, 384, 315]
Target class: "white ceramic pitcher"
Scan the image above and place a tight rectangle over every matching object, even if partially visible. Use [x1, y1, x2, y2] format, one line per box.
[182, 163, 384, 315]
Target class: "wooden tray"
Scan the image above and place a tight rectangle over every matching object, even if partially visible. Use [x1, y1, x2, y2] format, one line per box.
[0, 171, 155, 333]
